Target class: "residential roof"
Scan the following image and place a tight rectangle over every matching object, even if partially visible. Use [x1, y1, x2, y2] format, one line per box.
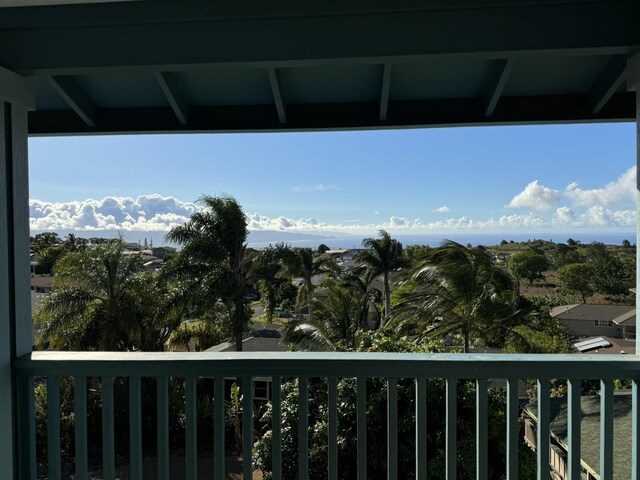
[31, 275, 53, 289]
[1, 1, 637, 135]
[611, 309, 636, 326]
[205, 329, 290, 353]
[572, 336, 635, 355]
[524, 393, 632, 480]
[550, 304, 635, 323]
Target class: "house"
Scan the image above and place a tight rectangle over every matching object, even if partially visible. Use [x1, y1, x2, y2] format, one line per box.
[551, 304, 636, 339]
[206, 329, 291, 401]
[523, 393, 632, 480]
[573, 336, 635, 355]
[30, 275, 54, 293]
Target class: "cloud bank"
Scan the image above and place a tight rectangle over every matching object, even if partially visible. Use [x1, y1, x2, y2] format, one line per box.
[29, 167, 637, 235]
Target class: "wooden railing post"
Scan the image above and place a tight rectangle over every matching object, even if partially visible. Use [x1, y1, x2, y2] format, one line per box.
[0, 67, 35, 480]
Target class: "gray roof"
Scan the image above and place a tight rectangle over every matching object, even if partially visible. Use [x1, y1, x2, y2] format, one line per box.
[206, 330, 290, 353]
[1, 1, 637, 135]
[524, 393, 632, 480]
[551, 304, 635, 323]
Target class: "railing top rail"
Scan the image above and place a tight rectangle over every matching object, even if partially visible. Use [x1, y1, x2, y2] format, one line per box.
[14, 351, 640, 379]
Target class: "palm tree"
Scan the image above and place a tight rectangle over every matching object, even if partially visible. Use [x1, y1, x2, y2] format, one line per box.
[355, 230, 405, 326]
[165, 195, 251, 351]
[252, 243, 292, 323]
[36, 240, 180, 351]
[284, 279, 363, 351]
[390, 240, 518, 353]
[284, 247, 337, 323]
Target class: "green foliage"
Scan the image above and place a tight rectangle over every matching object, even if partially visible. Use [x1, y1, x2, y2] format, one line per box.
[254, 334, 536, 479]
[165, 195, 252, 351]
[167, 317, 225, 351]
[36, 240, 184, 351]
[508, 251, 549, 285]
[34, 245, 67, 274]
[356, 230, 405, 324]
[556, 263, 594, 302]
[591, 255, 634, 295]
[317, 243, 330, 254]
[391, 240, 518, 352]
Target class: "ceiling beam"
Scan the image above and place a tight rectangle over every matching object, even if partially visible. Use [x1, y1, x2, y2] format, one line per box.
[483, 59, 513, 117]
[154, 72, 188, 125]
[267, 67, 286, 124]
[627, 51, 640, 91]
[26, 93, 636, 136]
[1, 1, 639, 75]
[0, 66, 35, 109]
[588, 55, 628, 113]
[47, 75, 96, 126]
[379, 63, 392, 121]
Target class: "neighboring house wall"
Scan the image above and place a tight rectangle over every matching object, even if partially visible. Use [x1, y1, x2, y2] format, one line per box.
[557, 318, 621, 338]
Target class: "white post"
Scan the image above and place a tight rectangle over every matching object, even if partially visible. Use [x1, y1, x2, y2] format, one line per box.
[0, 67, 35, 480]
[627, 51, 640, 480]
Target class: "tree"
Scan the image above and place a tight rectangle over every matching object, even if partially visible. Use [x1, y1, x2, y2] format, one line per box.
[391, 240, 518, 352]
[252, 244, 293, 323]
[36, 240, 182, 351]
[566, 238, 579, 247]
[591, 255, 634, 295]
[63, 233, 88, 252]
[355, 230, 405, 326]
[284, 247, 337, 323]
[556, 263, 594, 303]
[31, 231, 61, 252]
[317, 243, 330, 254]
[508, 251, 549, 285]
[166, 195, 252, 351]
[284, 279, 365, 350]
[622, 239, 632, 248]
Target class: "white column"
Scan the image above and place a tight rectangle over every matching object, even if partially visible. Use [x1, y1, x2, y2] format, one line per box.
[0, 67, 35, 480]
[629, 53, 640, 356]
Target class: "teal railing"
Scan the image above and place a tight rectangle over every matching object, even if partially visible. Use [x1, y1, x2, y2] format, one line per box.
[13, 352, 640, 480]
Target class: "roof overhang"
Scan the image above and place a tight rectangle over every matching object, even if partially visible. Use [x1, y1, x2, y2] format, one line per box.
[1, 0, 639, 135]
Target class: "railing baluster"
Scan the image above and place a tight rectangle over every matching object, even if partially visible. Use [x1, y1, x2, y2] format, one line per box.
[600, 379, 614, 480]
[185, 377, 197, 480]
[357, 376, 367, 480]
[328, 376, 338, 480]
[17, 374, 36, 480]
[416, 377, 427, 480]
[387, 377, 398, 480]
[157, 376, 170, 480]
[446, 378, 457, 480]
[506, 378, 518, 480]
[75, 376, 88, 480]
[298, 376, 309, 480]
[47, 375, 61, 480]
[129, 376, 143, 480]
[567, 378, 581, 480]
[102, 376, 115, 480]
[537, 378, 550, 480]
[243, 376, 253, 480]
[214, 376, 225, 480]
[272, 376, 282, 480]
[476, 378, 488, 480]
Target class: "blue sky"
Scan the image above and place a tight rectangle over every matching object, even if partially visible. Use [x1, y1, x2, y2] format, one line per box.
[28, 122, 637, 236]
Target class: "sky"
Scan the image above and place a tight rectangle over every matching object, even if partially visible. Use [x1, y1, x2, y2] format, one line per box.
[28, 122, 637, 240]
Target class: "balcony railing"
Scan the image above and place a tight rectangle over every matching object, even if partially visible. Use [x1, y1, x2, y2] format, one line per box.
[13, 352, 640, 480]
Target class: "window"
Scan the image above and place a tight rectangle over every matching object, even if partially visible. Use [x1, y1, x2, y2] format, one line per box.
[254, 381, 270, 401]
[594, 320, 613, 327]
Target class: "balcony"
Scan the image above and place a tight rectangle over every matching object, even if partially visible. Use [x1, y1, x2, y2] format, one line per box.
[14, 351, 640, 479]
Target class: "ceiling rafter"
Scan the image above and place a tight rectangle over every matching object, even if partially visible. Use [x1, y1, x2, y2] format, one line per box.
[588, 55, 628, 113]
[154, 71, 188, 125]
[379, 63, 392, 121]
[267, 67, 286, 124]
[483, 59, 513, 117]
[47, 75, 96, 127]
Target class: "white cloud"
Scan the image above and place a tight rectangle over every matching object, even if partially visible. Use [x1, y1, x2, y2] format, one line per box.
[29, 195, 196, 232]
[564, 166, 636, 208]
[434, 206, 450, 213]
[291, 184, 339, 193]
[507, 180, 560, 212]
[552, 205, 635, 228]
